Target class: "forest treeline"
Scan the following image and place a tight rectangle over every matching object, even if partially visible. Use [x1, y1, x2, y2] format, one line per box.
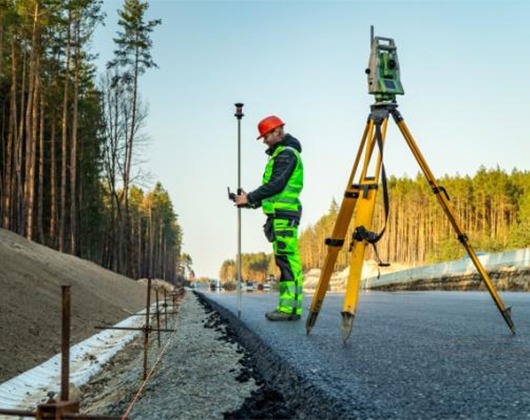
[219, 252, 276, 284]
[220, 167, 530, 281]
[0, 0, 184, 282]
[300, 167, 530, 272]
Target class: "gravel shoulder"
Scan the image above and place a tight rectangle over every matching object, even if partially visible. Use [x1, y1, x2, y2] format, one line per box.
[80, 291, 293, 419]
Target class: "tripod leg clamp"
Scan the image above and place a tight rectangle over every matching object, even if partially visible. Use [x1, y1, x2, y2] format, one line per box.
[325, 238, 345, 247]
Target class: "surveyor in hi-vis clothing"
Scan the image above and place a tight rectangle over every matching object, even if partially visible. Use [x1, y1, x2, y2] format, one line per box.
[235, 115, 304, 321]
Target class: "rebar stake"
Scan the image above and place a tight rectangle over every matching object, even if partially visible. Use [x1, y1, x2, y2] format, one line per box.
[155, 288, 161, 348]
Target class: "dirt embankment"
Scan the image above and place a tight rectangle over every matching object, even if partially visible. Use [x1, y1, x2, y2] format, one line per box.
[0, 228, 149, 383]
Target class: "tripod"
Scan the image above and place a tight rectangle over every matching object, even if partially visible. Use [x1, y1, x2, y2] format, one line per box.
[305, 101, 516, 342]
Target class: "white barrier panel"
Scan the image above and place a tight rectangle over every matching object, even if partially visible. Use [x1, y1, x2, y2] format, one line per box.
[362, 248, 530, 289]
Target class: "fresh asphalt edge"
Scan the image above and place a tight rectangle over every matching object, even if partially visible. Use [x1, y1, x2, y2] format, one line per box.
[197, 291, 359, 420]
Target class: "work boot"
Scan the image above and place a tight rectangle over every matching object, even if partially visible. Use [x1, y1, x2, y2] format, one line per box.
[265, 310, 300, 321]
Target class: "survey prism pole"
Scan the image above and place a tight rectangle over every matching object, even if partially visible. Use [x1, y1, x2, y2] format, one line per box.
[234, 103, 244, 318]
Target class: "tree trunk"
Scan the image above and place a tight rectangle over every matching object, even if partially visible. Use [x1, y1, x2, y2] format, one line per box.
[0, 6, 4, 81]
[121, 54, 141, 277]
[37, 87, 45, 243]
[3, 38, 15, 230]
[25, 3, 40, 240]
[59, 11, 71, 253]
[25, 55, 39, 240]
[70, 16, 80, 255]
[49, 119, 57, 246]
[16, 44, 26, 235]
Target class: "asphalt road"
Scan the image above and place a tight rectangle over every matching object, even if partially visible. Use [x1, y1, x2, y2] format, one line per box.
[203, 290, 530, 419]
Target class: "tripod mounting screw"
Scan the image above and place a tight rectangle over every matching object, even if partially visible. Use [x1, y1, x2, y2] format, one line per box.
[234, 103, 244, 120]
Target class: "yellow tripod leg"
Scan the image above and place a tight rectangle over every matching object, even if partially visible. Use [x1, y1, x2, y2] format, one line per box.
[340, 112, 389, 341]
[306, 118, 374, 336]
[393, 112, 516, 334]
[341, 178, 379, 342]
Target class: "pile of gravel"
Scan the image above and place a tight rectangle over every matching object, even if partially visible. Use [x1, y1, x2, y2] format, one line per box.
[80, 291, 293, 419]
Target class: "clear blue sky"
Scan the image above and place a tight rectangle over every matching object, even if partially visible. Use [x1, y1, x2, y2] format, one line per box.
[94, 0, 530, 278]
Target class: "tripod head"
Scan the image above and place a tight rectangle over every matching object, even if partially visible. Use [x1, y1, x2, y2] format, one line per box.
[365, 26, 405, 103]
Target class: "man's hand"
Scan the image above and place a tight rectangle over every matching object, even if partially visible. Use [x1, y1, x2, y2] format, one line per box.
[234, 192, 249, 207]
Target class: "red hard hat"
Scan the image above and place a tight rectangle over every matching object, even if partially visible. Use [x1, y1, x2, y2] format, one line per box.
[256, 115, 285, 139]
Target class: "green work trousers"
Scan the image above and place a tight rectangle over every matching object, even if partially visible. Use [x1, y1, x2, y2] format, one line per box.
[271, 218, 303, 315]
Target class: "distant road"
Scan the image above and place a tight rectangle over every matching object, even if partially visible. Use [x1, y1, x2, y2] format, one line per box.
[204, 290, 530, 419]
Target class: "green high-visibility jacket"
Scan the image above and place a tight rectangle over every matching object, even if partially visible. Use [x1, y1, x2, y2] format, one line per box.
[261, 145, 303, 217]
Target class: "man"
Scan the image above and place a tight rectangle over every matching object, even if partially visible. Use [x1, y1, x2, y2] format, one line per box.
[235, 115, 304, 321]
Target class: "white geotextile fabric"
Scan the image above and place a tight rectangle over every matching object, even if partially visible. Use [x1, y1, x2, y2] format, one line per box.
[0, 307, 154, 413]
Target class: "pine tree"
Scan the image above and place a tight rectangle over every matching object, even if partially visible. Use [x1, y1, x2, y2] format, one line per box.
[106, 0, 160, 276]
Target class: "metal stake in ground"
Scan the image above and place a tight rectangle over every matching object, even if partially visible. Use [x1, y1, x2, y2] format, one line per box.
[234, 102, 244, 319]
[163, 289, 168, 329]
[0, 285, 121, 419]
[61, 285, 72, 402]
[155, 288, 161, 348]
[94, 277, 175, 381]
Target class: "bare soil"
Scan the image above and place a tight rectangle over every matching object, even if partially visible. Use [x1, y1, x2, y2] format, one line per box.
[0, 228, 149, 383]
